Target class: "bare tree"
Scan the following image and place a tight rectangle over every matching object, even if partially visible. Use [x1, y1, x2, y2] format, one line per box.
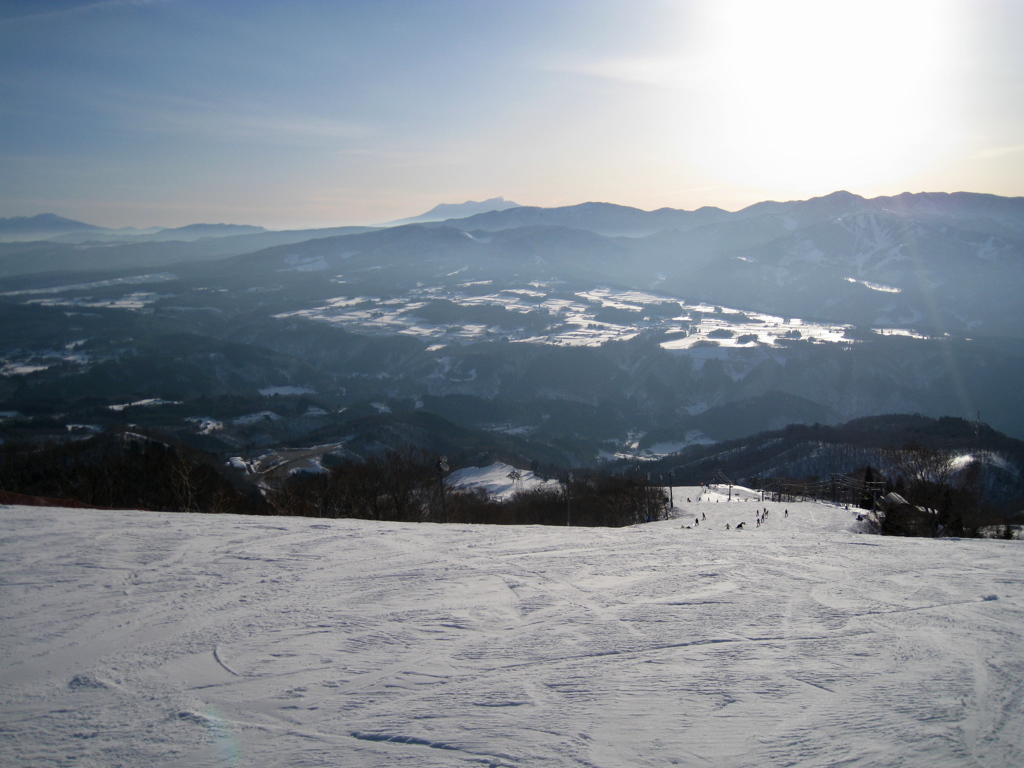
[882, 444, 979, 536]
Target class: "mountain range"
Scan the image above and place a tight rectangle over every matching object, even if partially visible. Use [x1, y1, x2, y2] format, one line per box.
[0, 214, 267, 243]
[0, 190, 1022, 484]
[0, 196, 525, 243]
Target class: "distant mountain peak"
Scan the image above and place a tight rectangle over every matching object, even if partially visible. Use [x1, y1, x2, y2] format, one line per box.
[386, 196, 522, 226]
[423, 196, 520, 217]
[7, 213, 81, 225]
[820, 189, 864, 202]
[154, 223, 266, 239]
[159, 223, 264, 232]
[0, 213, 105, 241]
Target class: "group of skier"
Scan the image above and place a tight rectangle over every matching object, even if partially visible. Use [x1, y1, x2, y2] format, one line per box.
[682, 505, 790, 531]
[679, 484, 794, 531]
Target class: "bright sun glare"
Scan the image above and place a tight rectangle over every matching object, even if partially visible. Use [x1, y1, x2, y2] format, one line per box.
[685, 0, 963, 193]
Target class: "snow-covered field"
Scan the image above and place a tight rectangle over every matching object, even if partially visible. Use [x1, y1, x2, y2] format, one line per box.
[2, 490, 1022, 768]
[275, 284, 854, 350]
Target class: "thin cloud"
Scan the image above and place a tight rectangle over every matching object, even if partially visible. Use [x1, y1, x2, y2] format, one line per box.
[550, 56, 705, 89]
[89, 90, 372, 144]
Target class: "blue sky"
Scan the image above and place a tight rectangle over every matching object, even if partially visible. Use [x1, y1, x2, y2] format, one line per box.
[2, 0, 1022, 228]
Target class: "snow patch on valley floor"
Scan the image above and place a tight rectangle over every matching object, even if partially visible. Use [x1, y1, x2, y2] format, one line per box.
[231, 410, 282, 426]
[109, 397, 182, 411]
[845, 277, 902, 293]
[185, 417, 223, 434]
[274, 283, 860, 351]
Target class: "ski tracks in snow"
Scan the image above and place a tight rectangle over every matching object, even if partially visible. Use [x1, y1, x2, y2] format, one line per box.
[1, 498, 1023, 767]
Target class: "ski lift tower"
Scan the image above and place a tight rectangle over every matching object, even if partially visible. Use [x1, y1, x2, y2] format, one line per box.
[507, 467, 523, 494]
[436, 456, 449, 523]
[565, 472, 574, 527]
[710, 469, 733, 501]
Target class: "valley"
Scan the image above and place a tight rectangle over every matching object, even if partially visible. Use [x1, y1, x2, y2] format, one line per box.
[1, 191, 1023, 479]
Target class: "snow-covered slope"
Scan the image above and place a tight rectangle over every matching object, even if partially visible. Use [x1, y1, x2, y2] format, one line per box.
[449, 461, 559, 500]
[2, 497, 1022, 767]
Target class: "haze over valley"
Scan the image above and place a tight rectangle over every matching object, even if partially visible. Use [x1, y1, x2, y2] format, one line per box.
[2, 191, 1023, 470]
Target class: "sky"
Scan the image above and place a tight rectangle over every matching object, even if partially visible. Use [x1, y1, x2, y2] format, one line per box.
[1, 0, 1023, 229]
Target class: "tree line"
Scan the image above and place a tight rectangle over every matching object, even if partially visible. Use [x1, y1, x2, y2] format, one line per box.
[758, 444, 1017, 538]
[268, 447, 670, 527]
[0, 431, 670, 527]
[0, 430, 262, 514]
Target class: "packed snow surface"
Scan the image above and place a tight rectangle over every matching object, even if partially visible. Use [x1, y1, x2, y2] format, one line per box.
[2, 492, 1022, 767]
